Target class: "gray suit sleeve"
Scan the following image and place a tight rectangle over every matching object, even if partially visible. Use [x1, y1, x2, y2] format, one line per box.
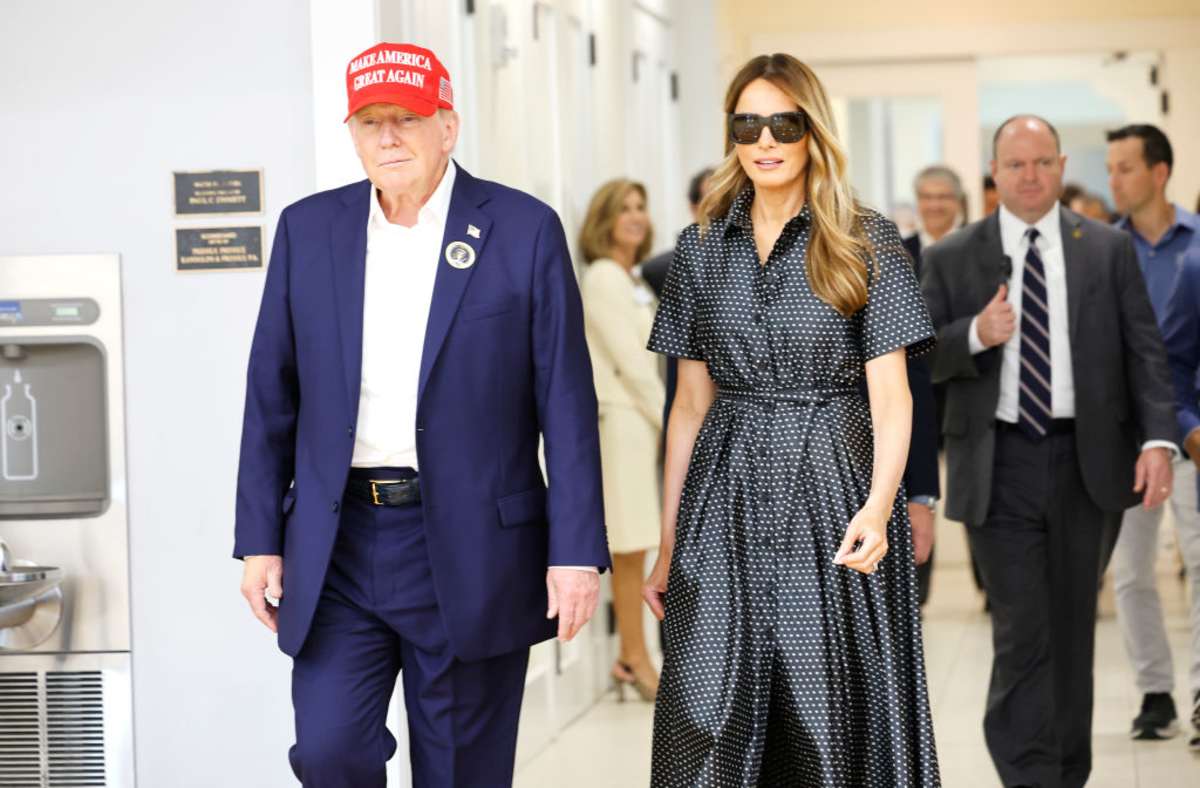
[1115, 233, 1178, 444]
[920, 244, 981, 384]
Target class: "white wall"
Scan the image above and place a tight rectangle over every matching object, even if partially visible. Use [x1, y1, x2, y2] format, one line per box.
[310, 0, 379, 189]
[1163, 46, 1200, 210]
[0, 2, 316, 785]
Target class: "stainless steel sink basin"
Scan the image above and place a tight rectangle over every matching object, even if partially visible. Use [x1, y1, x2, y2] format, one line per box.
[0, 566, 63, 607]
[0, 539, 66, 648]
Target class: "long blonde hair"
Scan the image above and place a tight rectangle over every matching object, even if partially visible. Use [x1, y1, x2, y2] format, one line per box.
[578, 179, 653, 264]
[700, 54, 874, 316]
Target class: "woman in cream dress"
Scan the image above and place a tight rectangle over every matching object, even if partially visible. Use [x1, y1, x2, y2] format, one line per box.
[578, 179, 665, 700]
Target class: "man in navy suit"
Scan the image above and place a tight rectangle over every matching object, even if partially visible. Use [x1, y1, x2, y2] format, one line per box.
[233, 42, 609, 787]
[1156, 242, 1200, 752]
[902, 164, 972, 606]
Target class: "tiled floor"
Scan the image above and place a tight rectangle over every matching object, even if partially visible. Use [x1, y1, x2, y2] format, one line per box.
[515, 514, 1199, 787]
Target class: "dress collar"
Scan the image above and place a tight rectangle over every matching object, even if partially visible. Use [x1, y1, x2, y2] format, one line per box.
[723, 184, 812, 237]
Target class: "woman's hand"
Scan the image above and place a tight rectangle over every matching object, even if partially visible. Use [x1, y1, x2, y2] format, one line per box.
[642, 550, 672, 621]
[833, 504, 890, 575]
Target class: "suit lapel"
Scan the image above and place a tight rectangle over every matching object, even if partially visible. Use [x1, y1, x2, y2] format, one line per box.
[1060, 207, 1087, 342]
[417, 164, 494, 405]
[331, 180, 371, 414]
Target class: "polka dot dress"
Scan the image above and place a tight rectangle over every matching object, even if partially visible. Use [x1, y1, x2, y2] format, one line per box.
[646, 187, 941, 787]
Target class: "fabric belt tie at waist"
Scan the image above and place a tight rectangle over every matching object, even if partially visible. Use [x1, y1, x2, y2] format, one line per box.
[717, 387, 858, 405]
[715, 387, 856, 471]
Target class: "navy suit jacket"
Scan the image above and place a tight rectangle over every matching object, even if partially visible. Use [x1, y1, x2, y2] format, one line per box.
[234, 164, 611, 660]
[897, 235, 939, 500]
[1161, 246, 1200, 501]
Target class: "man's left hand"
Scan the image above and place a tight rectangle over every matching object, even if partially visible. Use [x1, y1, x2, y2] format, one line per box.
[546, 568, 600, 642]
[1134, 446, 1173, 509]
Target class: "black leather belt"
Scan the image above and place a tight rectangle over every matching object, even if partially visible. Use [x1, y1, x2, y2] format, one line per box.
[996, 418, 1075, 435]
[345, 469, 421, 506]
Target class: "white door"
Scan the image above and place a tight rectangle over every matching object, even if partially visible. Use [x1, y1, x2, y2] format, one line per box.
[976, 51, 1163, 209]
[815, 60, 980, 225]
[627, 4, 684, 254]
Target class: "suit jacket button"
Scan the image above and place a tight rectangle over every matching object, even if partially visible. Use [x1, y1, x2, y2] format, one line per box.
[331, 501, 340, 513]
[347, 426, 354, 436]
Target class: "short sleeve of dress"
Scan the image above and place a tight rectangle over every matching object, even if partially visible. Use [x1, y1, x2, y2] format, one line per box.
[858, 217, 937, 361]
[647, 227, 705, 360]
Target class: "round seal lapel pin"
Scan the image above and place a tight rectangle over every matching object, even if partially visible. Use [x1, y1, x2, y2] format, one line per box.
[445, 241, 476, 270]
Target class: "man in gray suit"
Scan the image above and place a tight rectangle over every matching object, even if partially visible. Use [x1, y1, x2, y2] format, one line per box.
[921, 115, 1177, 788]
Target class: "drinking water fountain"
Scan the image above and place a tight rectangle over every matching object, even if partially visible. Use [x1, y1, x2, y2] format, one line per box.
[0, 254, 134, 787]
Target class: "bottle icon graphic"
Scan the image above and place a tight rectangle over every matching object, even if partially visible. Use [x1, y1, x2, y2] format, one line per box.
[2, 369, 38, 481]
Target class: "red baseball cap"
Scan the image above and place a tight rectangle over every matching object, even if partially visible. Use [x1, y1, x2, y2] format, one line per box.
[344, 42, 453, 121]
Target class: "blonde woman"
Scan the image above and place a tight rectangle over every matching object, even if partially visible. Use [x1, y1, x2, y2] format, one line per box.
[643, 54, 941, 784]
[578, 179, 665, 700]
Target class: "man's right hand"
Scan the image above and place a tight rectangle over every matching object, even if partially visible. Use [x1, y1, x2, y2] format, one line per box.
[976, 284, 1015, 348]
[241, 555, 283, 632]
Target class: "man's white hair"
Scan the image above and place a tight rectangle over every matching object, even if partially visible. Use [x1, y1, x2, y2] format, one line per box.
[913, 164, 963, 198]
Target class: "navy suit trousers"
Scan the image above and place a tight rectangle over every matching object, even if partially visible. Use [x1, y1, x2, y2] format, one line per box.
[289, 478, 530, 787]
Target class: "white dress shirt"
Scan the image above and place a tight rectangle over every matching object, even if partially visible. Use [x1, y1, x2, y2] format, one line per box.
[968, 204, 1175, 454]
[969, 204, 1075, 420]
[351, 160, 597, 572]
[351, 160, 457, 469]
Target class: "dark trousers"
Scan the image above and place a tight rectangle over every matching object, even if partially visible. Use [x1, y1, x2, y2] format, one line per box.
[967, 428, 1119, 788]
[917, 545, 934, 605]
[289, 477, 530, 788]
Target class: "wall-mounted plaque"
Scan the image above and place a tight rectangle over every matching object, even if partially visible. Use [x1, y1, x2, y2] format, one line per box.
[175, 226, 263, 272]
[173, 170, 263, 216]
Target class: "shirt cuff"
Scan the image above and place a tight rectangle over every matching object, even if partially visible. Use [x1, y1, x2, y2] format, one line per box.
[1141, 440, 1180, 459]
[968, 316, 986, 355]
[549, 565, 600, 573]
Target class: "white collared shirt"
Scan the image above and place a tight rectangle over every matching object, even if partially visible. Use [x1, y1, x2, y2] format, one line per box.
[969, 203, 1075, 420]
[350, 161, 596, 571]
[351, 159, 457, 469]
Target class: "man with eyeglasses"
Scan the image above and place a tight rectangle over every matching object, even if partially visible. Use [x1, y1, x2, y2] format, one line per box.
[904, 164, 965, 263]
[921, 114, 1176, 788]
[901, 164, 967, 606]
[233, 42, 609, 787]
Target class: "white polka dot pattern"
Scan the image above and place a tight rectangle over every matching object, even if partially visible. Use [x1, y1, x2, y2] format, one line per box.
[645, 187, 941, 786]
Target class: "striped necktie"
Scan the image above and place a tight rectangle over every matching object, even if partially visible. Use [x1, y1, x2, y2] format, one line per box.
[1018, 227, 1052, 439]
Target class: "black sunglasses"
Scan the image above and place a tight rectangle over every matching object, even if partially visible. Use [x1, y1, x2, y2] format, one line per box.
[728, 112, 809, 145]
